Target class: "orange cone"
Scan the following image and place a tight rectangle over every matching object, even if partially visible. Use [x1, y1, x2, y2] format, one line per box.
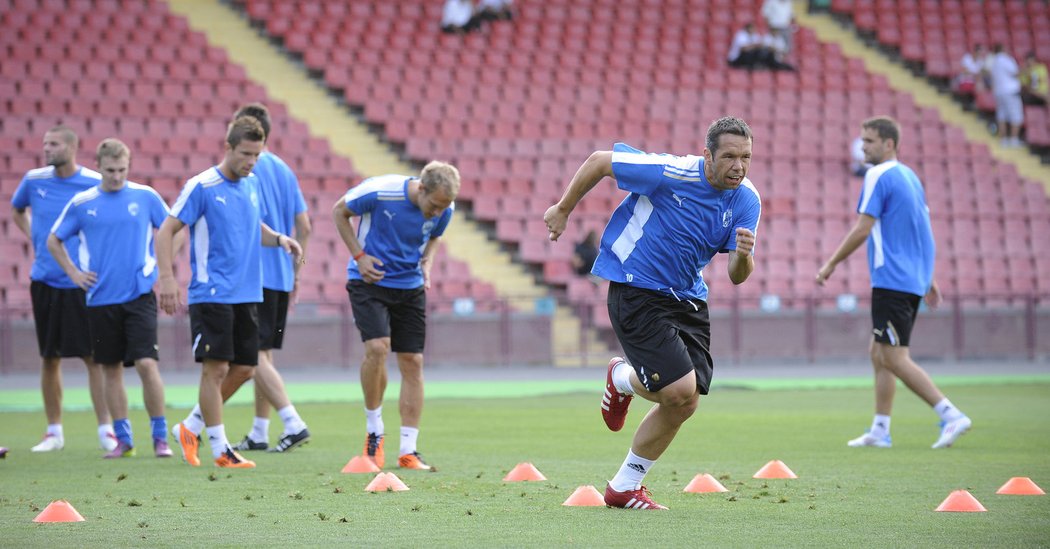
[684, 473, 729, 493]
[33, 500, 86, 522]
[935, 490, 987, 512]
[753, 460, 798, 479]
[342, 455, 381, 474]
[562, 485, 606, 506]
[364, 472, 410, 492]
[996, 477, 1045, 495]
[503, 462, 547, 482]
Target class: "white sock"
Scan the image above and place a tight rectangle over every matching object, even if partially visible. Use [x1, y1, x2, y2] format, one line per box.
[250, 417, 270, 443]
[184, 404, 206, 435]
[870, 414, 891, 438]
[400, 426, 419, 456]
[50, 424, 65, 439]
[612, 361, 635, 395]
[609, 449, 655, 492]
[205, 424, 230, 459]
[934, 398, 964, 422]
[365, 406, 384, 436]
[278, 405, 307, 435]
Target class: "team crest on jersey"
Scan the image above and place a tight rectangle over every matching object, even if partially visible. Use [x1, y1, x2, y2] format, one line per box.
[251, 192, 259, 208]
[421, 220, 435, 234]
[127, 202, 139, 216]
[722, 209, 733, 227]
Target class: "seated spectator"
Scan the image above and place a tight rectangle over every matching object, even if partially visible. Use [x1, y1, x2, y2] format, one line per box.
[477, 0, 513, 21]
[955, 44, 988, 98]
[1021, 52, 1048, 106]
[572, 230, 600, 282]
[728, 23, 792, 71]
[442, 0, 481, 34]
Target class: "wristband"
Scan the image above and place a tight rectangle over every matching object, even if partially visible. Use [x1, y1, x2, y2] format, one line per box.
[277, 234, 285, 246]
[354, 250, 366, 261]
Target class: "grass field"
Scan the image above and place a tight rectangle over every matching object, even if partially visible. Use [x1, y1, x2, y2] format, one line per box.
[1, 381, 1049, 548]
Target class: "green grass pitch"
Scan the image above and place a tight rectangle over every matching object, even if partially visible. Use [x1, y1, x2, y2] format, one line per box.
[1, 382, 1048, 547]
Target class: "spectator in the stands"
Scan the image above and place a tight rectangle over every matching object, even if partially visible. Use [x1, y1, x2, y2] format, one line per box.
[728, 23, 793, 71]
[762, 0, 794, 55]
[956, 44, 989, 98]
[1020, 51, 1048, 106]
[441, 0, 481, 34]
[477, 0, 513, 21]
[850, 135, 872, 177]
[989, 43, 1023, 147]
[572, 230, 600, 282]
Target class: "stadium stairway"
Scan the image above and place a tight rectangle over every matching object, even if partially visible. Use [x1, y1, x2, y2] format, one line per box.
[165, 0, 612, 366]
[795, 6, 1050, 193]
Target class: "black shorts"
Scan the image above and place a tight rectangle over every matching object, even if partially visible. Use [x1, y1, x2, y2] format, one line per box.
[189, 302, 259, 365]
[30, 280, 92, 359]
[258, 288, 290, 350]
[347, 280, 426, 353]
[607, 282, 714, 394]
[871, 288, 921, 347]
[87, 291, 159, 366]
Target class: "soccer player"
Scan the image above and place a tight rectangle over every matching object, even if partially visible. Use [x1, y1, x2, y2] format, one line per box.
[47, 138, 174, 458]
[817, 116, 971, 449]
[543, 117, 761, 510]
[332, 161, 459, 471]
[178, 103, 312, 453]
[156, 116, 302, 468]
[11, 126, 116, 453]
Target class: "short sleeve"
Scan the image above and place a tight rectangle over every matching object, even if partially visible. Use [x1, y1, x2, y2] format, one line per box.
[610, 142, 699, 197]
[171, 181, 205, 226]
[11, 176, 31, 209]
[51, 200, 79, 241]
[343, 185, 378, 215]
[858, 170, 886, 218]
[149, 192, 170, 228]
[430, 203, 455, 238]
[721, 188, 762, 254]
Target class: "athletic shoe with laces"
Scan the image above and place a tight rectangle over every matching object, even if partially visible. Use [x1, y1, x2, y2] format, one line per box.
[363, 433, 385, 468]
[268, 428, 310, 453]
[932, 416, 972, 449]
[100, 431, 119, 452]
[154, 438, 173, 458]
[104, 441, 136, 459]
[172, 422, 201, 467]
[601, 357, 633, 432]
[604, 483, 668, 510]
[397, 451, 432, 470]
[31, 434, 64, 452]
[233, 436, 269, 451]
[214, 447, 256, 468]
[846, 431, 892, 448]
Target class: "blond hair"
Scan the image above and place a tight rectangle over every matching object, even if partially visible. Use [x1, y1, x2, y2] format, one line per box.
[96, 137, 130, 164]
[420, 161, 460, 198]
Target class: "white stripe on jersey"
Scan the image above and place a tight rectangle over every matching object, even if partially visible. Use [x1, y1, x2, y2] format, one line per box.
[50, 197, 76, 234]
[71, 186, 101, 206]
[858, 160, 898, 213]
[871, 219, 884, 269]
[26, 166, 56, 180]
[610, 196, 654, 263]
[142, 223, 156, 277]
[344, 174, 407, 203]
[357, 212, 372, 251]
[172, 170, 223, 217]
[194, 216, 210, 283]
[77, 230, 89, 271]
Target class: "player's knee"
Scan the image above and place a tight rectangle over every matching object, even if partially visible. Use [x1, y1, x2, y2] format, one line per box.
[364, 339, 391, 360]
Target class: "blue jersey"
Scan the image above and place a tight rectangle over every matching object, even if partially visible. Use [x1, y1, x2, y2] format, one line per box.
[857, 160, 935, 297]
[254, 151, 307, 292]
[11, 166, 102, 288]
[594, 143, 762, 301]
[51, 183, 169, 306]
[343, 175, 454, 290]
[171, 166, 264, 304]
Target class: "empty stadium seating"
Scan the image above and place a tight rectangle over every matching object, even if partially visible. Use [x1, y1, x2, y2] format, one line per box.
[239, 0, 1050, 318]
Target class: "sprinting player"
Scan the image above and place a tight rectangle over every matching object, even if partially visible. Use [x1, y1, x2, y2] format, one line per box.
[543, 117, 761, 510]
[178, 104, 312, 454]
[11, 125, 115, 452]
[156, 116, 302, 468]
[47, 138, 173, 458]
[817, 116, 971, 449]
[332, 161, 459, 471]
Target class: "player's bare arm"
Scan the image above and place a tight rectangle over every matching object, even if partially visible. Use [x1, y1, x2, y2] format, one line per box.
[816, 214, 875, 285]
[332, 198, 384, 283]
[260, 222, 303, 265]
[544, 150, 614, 241]
[11, 208, 31, 240]
[419, 237, 442, 291]
[155, 215, 185, 315]
[728, 227, 756, 284]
